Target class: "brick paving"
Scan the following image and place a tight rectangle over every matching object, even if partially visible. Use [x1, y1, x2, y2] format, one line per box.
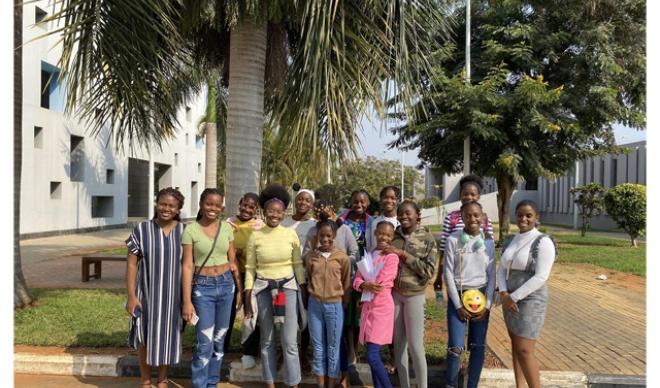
[487, 263, 646, 376]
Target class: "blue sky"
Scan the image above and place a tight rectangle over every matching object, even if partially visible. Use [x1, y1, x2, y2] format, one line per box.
[356, 113, 647, 170]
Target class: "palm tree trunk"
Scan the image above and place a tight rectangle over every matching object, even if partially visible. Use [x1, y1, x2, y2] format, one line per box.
[14, 0, 33, 307]
[496, 174, 516, 243]
[205, 122, 217, 188]
[225, 21, 267, 211]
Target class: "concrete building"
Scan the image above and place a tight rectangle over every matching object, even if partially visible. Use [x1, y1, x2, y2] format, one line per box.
[20, 1, 208, 238]
[422, 141, 646, 230]
[538, 141, 646, 229]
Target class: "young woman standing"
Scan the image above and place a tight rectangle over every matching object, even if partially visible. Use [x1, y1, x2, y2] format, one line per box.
[499, 200, 556, 388]
[182, 188, 242, 388]
[126, 188, 185, 388]
[244, 184, 306, 388]
[386, 201, 438, 388]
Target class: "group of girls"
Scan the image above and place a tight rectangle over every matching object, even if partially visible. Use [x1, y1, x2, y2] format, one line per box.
[125, 175, 556, 388]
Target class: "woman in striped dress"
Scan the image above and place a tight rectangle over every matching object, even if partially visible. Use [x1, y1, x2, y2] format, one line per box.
[126, 187, 185, 388]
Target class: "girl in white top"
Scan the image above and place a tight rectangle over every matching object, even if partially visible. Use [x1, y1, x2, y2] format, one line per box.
[498, 200, 556, 388]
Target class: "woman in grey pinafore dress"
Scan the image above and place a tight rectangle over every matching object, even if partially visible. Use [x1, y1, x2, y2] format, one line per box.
[498, 200, 556, 388]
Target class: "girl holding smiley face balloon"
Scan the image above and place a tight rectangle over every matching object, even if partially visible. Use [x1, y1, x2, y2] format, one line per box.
[443, 201, 496, 388]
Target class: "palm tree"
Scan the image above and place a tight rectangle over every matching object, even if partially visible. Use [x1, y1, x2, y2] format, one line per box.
[47, 0, 452, 212]
[15, 0, 33, 307]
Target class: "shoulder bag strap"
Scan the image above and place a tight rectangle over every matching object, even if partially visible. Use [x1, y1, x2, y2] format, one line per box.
[195, 221, 222, 276]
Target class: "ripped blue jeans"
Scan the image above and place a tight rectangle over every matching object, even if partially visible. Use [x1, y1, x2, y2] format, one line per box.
[191, 271, 235, 388]
[445, 289, 489, 388]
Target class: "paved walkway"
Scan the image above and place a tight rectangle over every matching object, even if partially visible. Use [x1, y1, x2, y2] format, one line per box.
[21, 228, 130, 289]
[487, 263, 646, 376]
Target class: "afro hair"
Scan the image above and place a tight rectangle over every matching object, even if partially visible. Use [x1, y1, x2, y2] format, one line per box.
[259, 184, 291, 209]
[459, 174, 484, 193]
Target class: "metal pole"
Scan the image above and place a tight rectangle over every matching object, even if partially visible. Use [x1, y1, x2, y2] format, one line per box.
[463, 0, 471, 175]
[573, 160, 579, 229]
[401, 152, 405, 199]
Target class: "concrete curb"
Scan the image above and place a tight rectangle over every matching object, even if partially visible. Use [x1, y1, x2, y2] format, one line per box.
[14, 352, 645, 387]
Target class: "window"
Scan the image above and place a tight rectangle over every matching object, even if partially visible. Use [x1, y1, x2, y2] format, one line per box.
[40, 62, 65, 112]
[34, 126, 43, 148]
[611, 159, 618, 187]
[70, 135, 84, 182]
[50, 182, 61, 199]
[106, 169, 115, 184]
[186, 106, 192, 121]
[185, 133, 189, 146]
[174, 153, 179, 166]
[35, 6, 47, 23]
[91, 196, 114, 218]
[196, 134, 204, 149]
[197, 162, 202, 173]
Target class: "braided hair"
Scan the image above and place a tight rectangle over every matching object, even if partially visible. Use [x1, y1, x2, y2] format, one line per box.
[154, 187, 185, 221]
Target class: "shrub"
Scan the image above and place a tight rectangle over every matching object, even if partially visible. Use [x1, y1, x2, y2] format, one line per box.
[569, 183, 605, 237]
[603, 184, 646, 247]
[418, 196, 442, 209]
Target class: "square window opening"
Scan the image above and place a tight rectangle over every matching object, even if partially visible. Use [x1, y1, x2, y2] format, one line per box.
[91, 196, 114, 218]
[34, 126, 43, 148]
[50, 181, 61, 199]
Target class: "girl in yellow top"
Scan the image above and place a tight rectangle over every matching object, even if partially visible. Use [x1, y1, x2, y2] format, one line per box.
[181, 188, 242, 388]
[224, 192, 263, 366]
[244, 184, 306, 388]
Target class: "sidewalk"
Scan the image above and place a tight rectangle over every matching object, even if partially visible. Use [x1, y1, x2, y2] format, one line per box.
[20, 228, 130, 289]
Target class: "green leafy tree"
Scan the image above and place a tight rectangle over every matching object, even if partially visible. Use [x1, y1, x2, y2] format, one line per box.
[330, 156, 423, 212]
[604, 183, 646, 247]
[46, 0, 452, 212]
[569, 183, 605, 237]
[390, 0, 645, 241]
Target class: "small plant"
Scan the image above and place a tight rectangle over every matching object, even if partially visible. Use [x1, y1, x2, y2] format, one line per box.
[419, 196, 442, 209]
[569, 183, 605, 237]
[604, 184, 646, 247]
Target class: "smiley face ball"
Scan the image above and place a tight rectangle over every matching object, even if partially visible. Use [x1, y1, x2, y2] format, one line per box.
[461, 289, 486, 314]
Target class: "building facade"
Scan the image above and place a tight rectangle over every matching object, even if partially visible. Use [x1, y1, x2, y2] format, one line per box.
[21, 1, 207, 238]
[423, 141, 646, 230]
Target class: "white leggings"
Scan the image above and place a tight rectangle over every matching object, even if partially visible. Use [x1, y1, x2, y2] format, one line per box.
[392, 291, 428, 388]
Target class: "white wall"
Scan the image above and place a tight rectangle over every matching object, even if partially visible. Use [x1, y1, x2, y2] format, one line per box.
[20, 1, 207, 235]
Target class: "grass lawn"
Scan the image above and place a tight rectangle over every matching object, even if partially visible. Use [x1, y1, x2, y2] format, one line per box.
[551, 232, 645, 276]
[14, 288, 241, 350]
[15, 288, 448, 363]
[425, 223, 644, 276]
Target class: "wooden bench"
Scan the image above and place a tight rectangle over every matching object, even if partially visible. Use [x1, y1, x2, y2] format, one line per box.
[81, 255, 126, 282]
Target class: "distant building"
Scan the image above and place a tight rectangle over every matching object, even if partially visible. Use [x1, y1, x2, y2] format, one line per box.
[423, 141, 646, 230]
[20, 1, 207, 238]
[538, 141, 646, 229]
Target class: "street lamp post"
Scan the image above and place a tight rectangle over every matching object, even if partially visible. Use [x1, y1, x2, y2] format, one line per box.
[463, 0, 471, 175]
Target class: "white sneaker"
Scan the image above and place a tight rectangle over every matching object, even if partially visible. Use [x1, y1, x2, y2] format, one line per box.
[241, 355, 256, 369]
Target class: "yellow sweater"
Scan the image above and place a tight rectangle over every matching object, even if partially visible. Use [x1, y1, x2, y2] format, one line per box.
[245, 225, 305, 289]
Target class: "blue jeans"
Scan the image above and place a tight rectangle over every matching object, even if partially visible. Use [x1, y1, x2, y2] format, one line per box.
[445, 289, 490, 388]
[308, 297, 343, 378]
[191, 271, 235, 388]
[366, 342, 393, 388]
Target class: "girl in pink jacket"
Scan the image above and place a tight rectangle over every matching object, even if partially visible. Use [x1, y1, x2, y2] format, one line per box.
[353, 221, 399, 388]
